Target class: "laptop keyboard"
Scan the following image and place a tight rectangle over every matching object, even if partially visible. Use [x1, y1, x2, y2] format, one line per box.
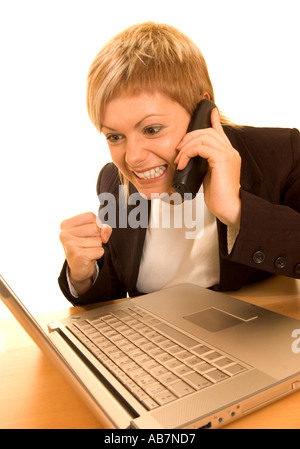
[67, 305, 248, 410]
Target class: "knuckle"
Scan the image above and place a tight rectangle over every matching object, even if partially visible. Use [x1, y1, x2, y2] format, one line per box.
[59, 230, 67, 244]
[86, 211, 96, 222]
[60, 219, 67, 231]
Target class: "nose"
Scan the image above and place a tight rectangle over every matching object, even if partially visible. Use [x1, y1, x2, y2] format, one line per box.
[125, 135, 148, 168]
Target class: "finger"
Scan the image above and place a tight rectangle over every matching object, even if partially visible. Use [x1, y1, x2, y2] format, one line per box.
[210, 108, 231, 144]
[176, 127, 224, 152]
[175, 132, 228, 167]
[210, 107, 222, 132]
[60, 212, 97, 230]
[65, 223, 101, 238]
[175, 144, 212, 170]
[63, 235, 103, 249]
[72, 247, 105, 265]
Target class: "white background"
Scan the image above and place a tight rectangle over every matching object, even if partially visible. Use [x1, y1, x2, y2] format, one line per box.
[0, 0, 299, 317]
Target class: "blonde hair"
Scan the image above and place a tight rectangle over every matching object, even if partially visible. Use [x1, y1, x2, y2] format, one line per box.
[87, 22, 220, 133]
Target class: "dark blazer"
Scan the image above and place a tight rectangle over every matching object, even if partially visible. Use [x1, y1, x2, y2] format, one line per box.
[59, 125, 300, 305]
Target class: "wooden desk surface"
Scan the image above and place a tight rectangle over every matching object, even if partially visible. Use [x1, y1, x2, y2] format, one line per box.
[1, 276, 300, 429]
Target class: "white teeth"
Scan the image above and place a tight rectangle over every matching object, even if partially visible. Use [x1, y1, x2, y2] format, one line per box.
[134, 165, 166, 180]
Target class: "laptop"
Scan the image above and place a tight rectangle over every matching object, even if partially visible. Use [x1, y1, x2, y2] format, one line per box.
[1, 274, 299, 429]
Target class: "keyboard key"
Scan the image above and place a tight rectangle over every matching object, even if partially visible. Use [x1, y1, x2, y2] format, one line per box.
[168, 381, 195, 398]
[112, 310, 131, 319]
[101, 314, 115, 321]
[145, 331, 160, 339]
[154, 390, 177, 405]
[213, 357, 234, 368]
[127, 348, 145, 359]
[202, 351, 223, 362]
[164, 358, 182, 370]
[173, 364, 193, 376]
[224, 363, 246, 376]
[129, 367, 148, 380]
[156, 352, 173, 363]
[153, 335, 168, 345]
[193, 345, 212, 356]
[115, 356, 132, 367]
[128, 384, 148, 401]
[176, 350, 191, 361]
[122, 343, 137, 353]
[149, 347, 165, 357]
[167, 345, 184, 355]
[183, 372, 212, 390]
[194, 362, 214, 374]
[143, 360, 160, 371]
[135, 353, 152, 365]
[144, 317, 163, 326]
[149, 365, 169, 377]
[203, 369, 229, 383]
[185, 356, 203, 367]
[114, 337, 131, 348]
[141, 396, 159, 410]
[145, 382, 166, 396]
[154, 323, 199, 348]
[122, 361, 140, 373]
[134, 337, 150, 346]
[141, 342, 158, 352]
[159, 372, 179, 386]
[136, 374, 157, 388]
[160, 339, 177, 350]
[131, 323, 148, 331]
[127, 332, 142, 342]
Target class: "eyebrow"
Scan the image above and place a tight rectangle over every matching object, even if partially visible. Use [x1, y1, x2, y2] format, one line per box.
[101, 114, 168, 132]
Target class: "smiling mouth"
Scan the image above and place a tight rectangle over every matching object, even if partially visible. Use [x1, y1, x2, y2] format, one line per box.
[133, 165, 167, 180]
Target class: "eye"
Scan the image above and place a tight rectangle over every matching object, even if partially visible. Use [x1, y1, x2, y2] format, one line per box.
[143, 125, 162, 136]
[106, 133, 124, 144]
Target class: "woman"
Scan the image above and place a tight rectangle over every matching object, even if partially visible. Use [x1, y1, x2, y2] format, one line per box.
[58, 22, 300, 305]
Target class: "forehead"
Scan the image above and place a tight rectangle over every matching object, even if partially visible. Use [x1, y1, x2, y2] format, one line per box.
[102, 92, 188, 130]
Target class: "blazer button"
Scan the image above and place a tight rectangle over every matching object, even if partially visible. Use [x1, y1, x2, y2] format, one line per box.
[294, 264, 300, 275]
[274, 257, 287, 269]
[252, 250, 265, 264]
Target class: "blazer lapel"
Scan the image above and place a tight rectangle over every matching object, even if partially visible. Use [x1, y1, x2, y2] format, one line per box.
[110, 191, 150, 296]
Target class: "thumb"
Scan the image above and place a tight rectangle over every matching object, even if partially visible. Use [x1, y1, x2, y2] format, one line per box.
[100, 224, 112, 244]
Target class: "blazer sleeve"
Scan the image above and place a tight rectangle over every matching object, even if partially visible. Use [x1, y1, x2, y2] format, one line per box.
[222, 128, 300, 279]
[58, 255, 127, 306]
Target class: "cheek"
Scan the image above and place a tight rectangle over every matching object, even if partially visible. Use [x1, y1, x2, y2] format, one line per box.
[160, 134, 185, 164]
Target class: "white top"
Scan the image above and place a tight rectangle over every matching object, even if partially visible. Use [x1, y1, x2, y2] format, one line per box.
[136, 191, 220, 293]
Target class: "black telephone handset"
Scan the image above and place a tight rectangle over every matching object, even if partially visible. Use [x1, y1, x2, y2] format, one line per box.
[172, 99, 216, 198]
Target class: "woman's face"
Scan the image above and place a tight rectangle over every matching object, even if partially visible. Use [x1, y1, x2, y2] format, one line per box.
[101, 92, 191, 198]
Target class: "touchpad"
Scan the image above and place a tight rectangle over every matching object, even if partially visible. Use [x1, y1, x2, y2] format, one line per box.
[184, 307, 243, 332]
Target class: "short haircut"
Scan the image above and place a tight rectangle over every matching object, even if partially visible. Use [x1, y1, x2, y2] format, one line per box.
[87, 22, 216, 133]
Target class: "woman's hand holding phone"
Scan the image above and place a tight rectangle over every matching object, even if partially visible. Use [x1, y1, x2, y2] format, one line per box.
[59, 212, 112, 295]
[174, 108, 242, 230]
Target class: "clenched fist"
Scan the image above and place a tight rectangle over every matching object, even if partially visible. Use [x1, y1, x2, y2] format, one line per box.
[59, 212, 112, 295]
